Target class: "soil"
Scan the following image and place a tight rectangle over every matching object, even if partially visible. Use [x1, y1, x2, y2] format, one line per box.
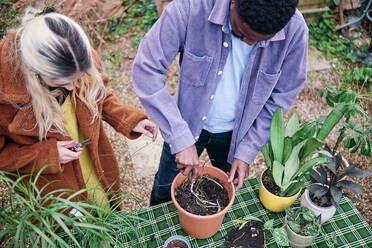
[166, 240, 188, 248]
[309, 191, 333, 207]
[261, 170, 281, 196]
[224, 221, 265, 248]
[174, 175, 229, 216]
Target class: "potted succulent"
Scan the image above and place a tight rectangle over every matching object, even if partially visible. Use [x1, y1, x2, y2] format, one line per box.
[260, 107, 334, 212]
[300, 145, 372, 223]
[170, 165, 235, 239]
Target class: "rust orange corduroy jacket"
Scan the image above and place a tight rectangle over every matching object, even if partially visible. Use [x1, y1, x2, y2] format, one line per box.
[0, 33, 147, 208]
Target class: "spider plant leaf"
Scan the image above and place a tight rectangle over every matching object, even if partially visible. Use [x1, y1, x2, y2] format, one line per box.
[271, 108, 285, 163]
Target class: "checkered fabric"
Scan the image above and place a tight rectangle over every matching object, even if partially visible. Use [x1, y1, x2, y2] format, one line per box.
[119, 177, 372, 248]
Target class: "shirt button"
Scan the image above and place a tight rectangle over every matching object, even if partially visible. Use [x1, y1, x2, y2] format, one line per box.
[202, 116, 207, 120]
[210, 95, 214, 100]
[223, 42, 229, 48]
[169, 144, 172, 148]
[217, 71, 222, 75]
[195, 136, 199, 140]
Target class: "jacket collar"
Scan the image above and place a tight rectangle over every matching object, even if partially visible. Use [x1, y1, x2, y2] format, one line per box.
[208, 0, 286, 47]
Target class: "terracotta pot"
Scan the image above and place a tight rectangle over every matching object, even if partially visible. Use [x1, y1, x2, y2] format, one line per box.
[171, 166, 235, 239]
[284, 209, 316, 248]
[300, 185, 336, 224]
[259, 170, 301, 212]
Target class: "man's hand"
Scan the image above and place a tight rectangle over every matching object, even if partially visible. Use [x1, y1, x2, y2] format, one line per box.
[228, 158, 249, 191]
[175, 144, 199, 182]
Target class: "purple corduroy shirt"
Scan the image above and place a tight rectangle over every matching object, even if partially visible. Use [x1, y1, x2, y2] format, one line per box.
[132, 0, 309, 165]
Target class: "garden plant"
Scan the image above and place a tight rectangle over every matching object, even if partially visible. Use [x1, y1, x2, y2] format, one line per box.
[0, 166, 144, 248]
[301, 145, 372, 223]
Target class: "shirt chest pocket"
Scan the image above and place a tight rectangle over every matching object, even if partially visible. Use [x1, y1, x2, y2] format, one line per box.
[180, 49, 213, 87]
[252, 70, 281, 104]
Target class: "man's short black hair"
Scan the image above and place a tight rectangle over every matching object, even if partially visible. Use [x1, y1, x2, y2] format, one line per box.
[235, 0, 299, 35]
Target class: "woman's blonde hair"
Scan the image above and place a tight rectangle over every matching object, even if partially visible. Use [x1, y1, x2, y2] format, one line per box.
[14, 7, 105, 140]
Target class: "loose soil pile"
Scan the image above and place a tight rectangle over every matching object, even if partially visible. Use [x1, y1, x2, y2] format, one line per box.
[175, 175, 229, 216]
[224, 221, 265, 248]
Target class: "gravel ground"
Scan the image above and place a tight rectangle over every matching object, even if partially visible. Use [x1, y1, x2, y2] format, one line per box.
[99, 33, 371, 226]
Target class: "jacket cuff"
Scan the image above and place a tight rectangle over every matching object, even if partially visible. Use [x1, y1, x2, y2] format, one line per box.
[167, 128, 195, 154]
[234, 141, 259, 165]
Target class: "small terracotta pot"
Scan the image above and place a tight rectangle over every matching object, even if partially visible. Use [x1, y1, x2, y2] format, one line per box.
[300, 185, 336, 224]
[259, 170, 301, 212]
[171, 166, 235, 239]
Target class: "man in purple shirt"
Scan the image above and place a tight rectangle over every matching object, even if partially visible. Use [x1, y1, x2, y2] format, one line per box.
[132, 0, 308, 205]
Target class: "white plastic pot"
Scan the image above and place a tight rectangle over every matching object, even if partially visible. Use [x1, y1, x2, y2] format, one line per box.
[300, 185, 336, 224]
[163, 235, 191, 248]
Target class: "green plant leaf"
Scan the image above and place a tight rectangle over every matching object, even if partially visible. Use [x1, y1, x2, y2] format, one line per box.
[243, 215, 263, 222]
[261, 142, 273, 171]
[285, 207, 296, 221]
[283, 140, 306, 186]
[300, 137, 324, 162]
[302, 208, 315, 222]
[273, 227, 289, 246]
[283, 137, 293, 164]
[288, 220, 301, 233]
[285, 112, 300, 137]
[271, 108, 285, 163]
[273, 161, 285, 188]
[304, 223, 319, 236]
[283, 181, 304, 197]
[264, 219, 274, 230]
[316, 108, 344, 141]
[292, 156, 328, 180]
[360, 137, 371, 156]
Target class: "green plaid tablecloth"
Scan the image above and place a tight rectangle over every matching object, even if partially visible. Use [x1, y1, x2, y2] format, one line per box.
[119, 177, 372, 248]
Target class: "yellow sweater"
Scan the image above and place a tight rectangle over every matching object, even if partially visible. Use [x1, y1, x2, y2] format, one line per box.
[62, 95, 109, 209]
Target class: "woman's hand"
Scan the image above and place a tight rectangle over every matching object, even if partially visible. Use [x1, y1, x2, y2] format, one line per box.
[132, 119, 158, 141]
[57, 141, 82, 164]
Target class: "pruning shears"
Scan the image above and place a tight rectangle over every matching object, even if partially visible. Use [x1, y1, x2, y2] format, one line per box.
[66, 138, 91, 152]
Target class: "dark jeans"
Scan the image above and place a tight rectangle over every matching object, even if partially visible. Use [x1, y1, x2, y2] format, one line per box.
[150, 129, 232, 206]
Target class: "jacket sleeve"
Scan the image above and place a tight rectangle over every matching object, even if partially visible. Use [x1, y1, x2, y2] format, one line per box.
[0, 136, 62, 174]
[234, 21, 309, 165]
[102, 92, 147, 139]
[132, 0, 195, 154]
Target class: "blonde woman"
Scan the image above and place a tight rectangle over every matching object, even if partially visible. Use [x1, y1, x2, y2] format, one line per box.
[0, 8, 157, 210]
